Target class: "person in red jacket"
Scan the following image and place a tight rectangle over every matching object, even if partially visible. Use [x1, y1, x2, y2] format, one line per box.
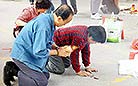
[129, 39, 138, 60]
[13, 0, 52, 38]
[46, 25, 106, 77]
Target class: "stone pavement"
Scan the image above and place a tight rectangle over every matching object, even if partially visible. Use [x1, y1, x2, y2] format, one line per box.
[0, 0, 138, 86]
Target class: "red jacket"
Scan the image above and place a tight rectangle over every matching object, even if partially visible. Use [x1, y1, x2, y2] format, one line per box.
[53, 25, 91, 73]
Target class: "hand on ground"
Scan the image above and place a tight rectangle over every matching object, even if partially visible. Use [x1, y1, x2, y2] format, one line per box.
[85, 68, 98, 73]
[76, 70, 91, 77]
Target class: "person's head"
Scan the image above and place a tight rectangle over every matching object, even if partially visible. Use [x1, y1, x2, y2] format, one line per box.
[35, 0, 52, 14]
[53, 4, 74, 27]
[87, 26, 106, 43]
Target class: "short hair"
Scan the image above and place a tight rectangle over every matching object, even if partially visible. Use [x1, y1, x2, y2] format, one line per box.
[35, 0, 52, 9]
[87, 26, 106, 43]
[53, 4, 74, 20]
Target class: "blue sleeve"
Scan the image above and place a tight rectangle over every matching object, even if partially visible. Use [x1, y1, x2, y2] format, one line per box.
[33, 30, 50, 58]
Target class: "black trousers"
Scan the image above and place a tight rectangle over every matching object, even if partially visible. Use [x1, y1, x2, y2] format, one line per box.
[46, 56, 70, 74]
[29, 0, 34, 2]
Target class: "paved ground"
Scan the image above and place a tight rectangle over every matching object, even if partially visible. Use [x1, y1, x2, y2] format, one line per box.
[0, 0, 138, 86]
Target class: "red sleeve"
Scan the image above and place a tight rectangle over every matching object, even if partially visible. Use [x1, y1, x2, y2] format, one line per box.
[81, 42, 90, 67]
[17, 8, 32, 22]
[71, 43, 90, 73]
[70, 49, 81, 73]
[71, 37, 85, 50]
[70, 36, 87, 73]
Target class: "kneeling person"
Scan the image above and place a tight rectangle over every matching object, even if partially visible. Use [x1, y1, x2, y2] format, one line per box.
[46, 25, 106, 77]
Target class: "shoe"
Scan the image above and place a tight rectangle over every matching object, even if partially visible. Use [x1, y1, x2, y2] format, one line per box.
[74, 9, 78, 14]
[30, 2, 34, 5]
[91, 13, 102, 20]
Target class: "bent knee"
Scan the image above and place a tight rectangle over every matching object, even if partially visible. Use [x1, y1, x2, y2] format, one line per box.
[53, 68, 65, 74]
[64, 64, 70, 68]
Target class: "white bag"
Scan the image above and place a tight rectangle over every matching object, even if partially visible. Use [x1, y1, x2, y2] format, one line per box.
[102, 17, 123, 43]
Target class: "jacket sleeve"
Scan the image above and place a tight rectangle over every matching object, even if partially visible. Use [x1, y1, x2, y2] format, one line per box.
[32, 30, 50, 58]
[71, 37, 86, 73]
[70, 49, 81, 73]
[81, 42, 90, 67]
[17, 8, 32, 22]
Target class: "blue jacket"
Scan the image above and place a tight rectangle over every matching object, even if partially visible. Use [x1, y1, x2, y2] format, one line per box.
[11, 13, 55, 72]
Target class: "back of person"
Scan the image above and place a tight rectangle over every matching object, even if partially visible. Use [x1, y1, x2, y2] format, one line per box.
[17, 6, 38, 23]
[54, 25, 88, 47]
[13, 0, 52, 38]
[10, 4, 74, 86]
[46, 25, 106, 76]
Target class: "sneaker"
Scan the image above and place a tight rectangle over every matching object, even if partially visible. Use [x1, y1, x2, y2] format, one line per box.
[73, 9, 78, 14]
[91, 13, 102, 20]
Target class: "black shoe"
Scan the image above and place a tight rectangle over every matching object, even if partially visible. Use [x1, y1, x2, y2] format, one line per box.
[30, 2, 34, 5]
[74, 9, 78, 14]
[3, 61, 20, 86]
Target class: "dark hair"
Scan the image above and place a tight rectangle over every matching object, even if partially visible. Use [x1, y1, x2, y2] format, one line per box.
[35, 0, 51, 9]
[87, 26, 106, 43]
[53, 4, 74, 20]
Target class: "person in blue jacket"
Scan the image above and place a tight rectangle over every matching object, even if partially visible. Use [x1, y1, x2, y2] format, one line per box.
[10, 4, 74, 86]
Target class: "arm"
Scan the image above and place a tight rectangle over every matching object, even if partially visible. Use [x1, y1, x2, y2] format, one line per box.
[70, 49, 91, 76]
[49, 49, 58, 56]
[81, 43, 90, 67]
[71, 42, 97, 76]
[15, 8, 32, 26]
[81, 43, 98, 73]
[76, 45, 97, 76]
[49, 47, 72, 57]
[70, 49, 81, 73]
[62, 45, 78, 53]
[50, 43, 72, 57]
[33, 30, 72, 58]
[51, 43, 59, 49]
[33, 30, 51, 58]
[15, 20, 27, 26]
[70, 37, 92, 76]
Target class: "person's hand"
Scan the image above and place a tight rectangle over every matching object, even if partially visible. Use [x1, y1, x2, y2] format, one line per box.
[76, 70, 91, 77]
[62, 45, 73, 53]
[51, 43, 59, 49]
[85, 68, 98, 73]
[57, 47, 72, 57]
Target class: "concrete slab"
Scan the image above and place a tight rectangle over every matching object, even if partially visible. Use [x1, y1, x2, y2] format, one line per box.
[0, 0, 138, 86]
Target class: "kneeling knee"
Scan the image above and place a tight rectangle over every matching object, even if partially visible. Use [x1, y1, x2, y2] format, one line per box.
[64, 64, 70, 68]
[54, 68, 65, 74]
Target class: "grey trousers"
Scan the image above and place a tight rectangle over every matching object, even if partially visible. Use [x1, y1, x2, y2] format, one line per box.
[61, 0, 77, 10]
[102, 0, 119, 14]
[46, 56, 70, 74]
[90, 0, 119, 14]
[90, 0, 102, 14]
